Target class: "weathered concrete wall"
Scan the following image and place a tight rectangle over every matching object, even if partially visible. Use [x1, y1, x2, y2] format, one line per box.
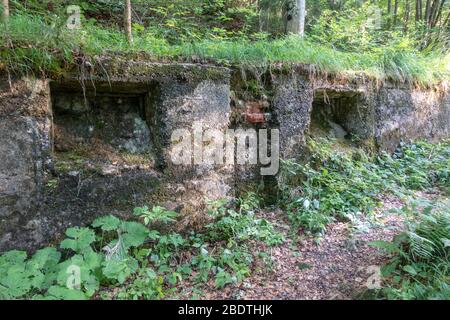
[225, 69, 314, 197]
[271, 72, 314, 159]
[0, 61, 233, 252]
[308, 80, 449, 152]
[0, 78, 52, 251]
[149, 73, 233, 222]
[374, 85, 450, 152]
[0, 61, 448, 252]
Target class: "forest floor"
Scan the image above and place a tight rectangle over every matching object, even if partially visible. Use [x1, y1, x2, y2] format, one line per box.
[182, 191, 441, 300]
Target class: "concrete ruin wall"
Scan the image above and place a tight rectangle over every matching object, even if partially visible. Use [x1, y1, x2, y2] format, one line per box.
[375, 85, 450, 152]
[0, 60, 232, 252]
[0, 62, 449, 252]
[0, 78, 52, 251]
[271, 72, 314, 159]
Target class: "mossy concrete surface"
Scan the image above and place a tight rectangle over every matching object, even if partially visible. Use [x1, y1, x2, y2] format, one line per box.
[0, 61, 448, 252]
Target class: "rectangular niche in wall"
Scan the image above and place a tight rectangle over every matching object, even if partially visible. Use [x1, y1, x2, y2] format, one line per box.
[50, 81, 156, 173]
[311, 89, 373, 142]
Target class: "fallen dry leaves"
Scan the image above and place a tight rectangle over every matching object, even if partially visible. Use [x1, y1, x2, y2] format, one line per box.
[181, 194, 408, 300]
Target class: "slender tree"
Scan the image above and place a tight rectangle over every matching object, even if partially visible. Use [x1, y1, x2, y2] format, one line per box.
[286, 0, 306, 36]
[425, 0, 432, 24]
[416, 0, 423, 22]
[393, 0, 399, 25]
[429, 0, 439, 25]
[124, 0, 133, 44]
[2, 0, 9, 20]
[430, 0, 446, 27]
[404, 0, 411, 31]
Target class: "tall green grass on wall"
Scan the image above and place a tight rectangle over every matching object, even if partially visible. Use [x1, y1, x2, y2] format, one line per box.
[1, 13, 449, 86]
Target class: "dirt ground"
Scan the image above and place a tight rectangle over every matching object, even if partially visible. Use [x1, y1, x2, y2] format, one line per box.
[190, 194, 407, 300]
[174, 190, 447, 300]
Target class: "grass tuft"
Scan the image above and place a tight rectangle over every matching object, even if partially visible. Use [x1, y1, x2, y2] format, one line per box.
[1, 14, 449, 85]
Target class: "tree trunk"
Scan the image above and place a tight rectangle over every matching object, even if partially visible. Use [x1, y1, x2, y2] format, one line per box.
[404, 0, 411, 32]
[286, 0, 306, 37]
[124, 0, 133, 44]
[425, 0, 432, 24]
[298, 0, 306, 36]
[393, 0, 399, 26]
[2, 0, 9, 20]
[258, 0, 273, 33]
[258, 0, 264, 32]
[416, 0, 423, 22]
[430, 0, 446, 28]
[429, 0, 439, 26]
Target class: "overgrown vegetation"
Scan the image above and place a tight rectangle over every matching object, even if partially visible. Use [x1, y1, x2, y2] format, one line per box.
[279, 139, 450, 235]
[0, 0, 449, 301]
[371, 200, 449, 299]
[278, 138, 449, 299]
[0, 139, 448, 300]
[0, 1, 449, 85]
[0, 193, 283, 300]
